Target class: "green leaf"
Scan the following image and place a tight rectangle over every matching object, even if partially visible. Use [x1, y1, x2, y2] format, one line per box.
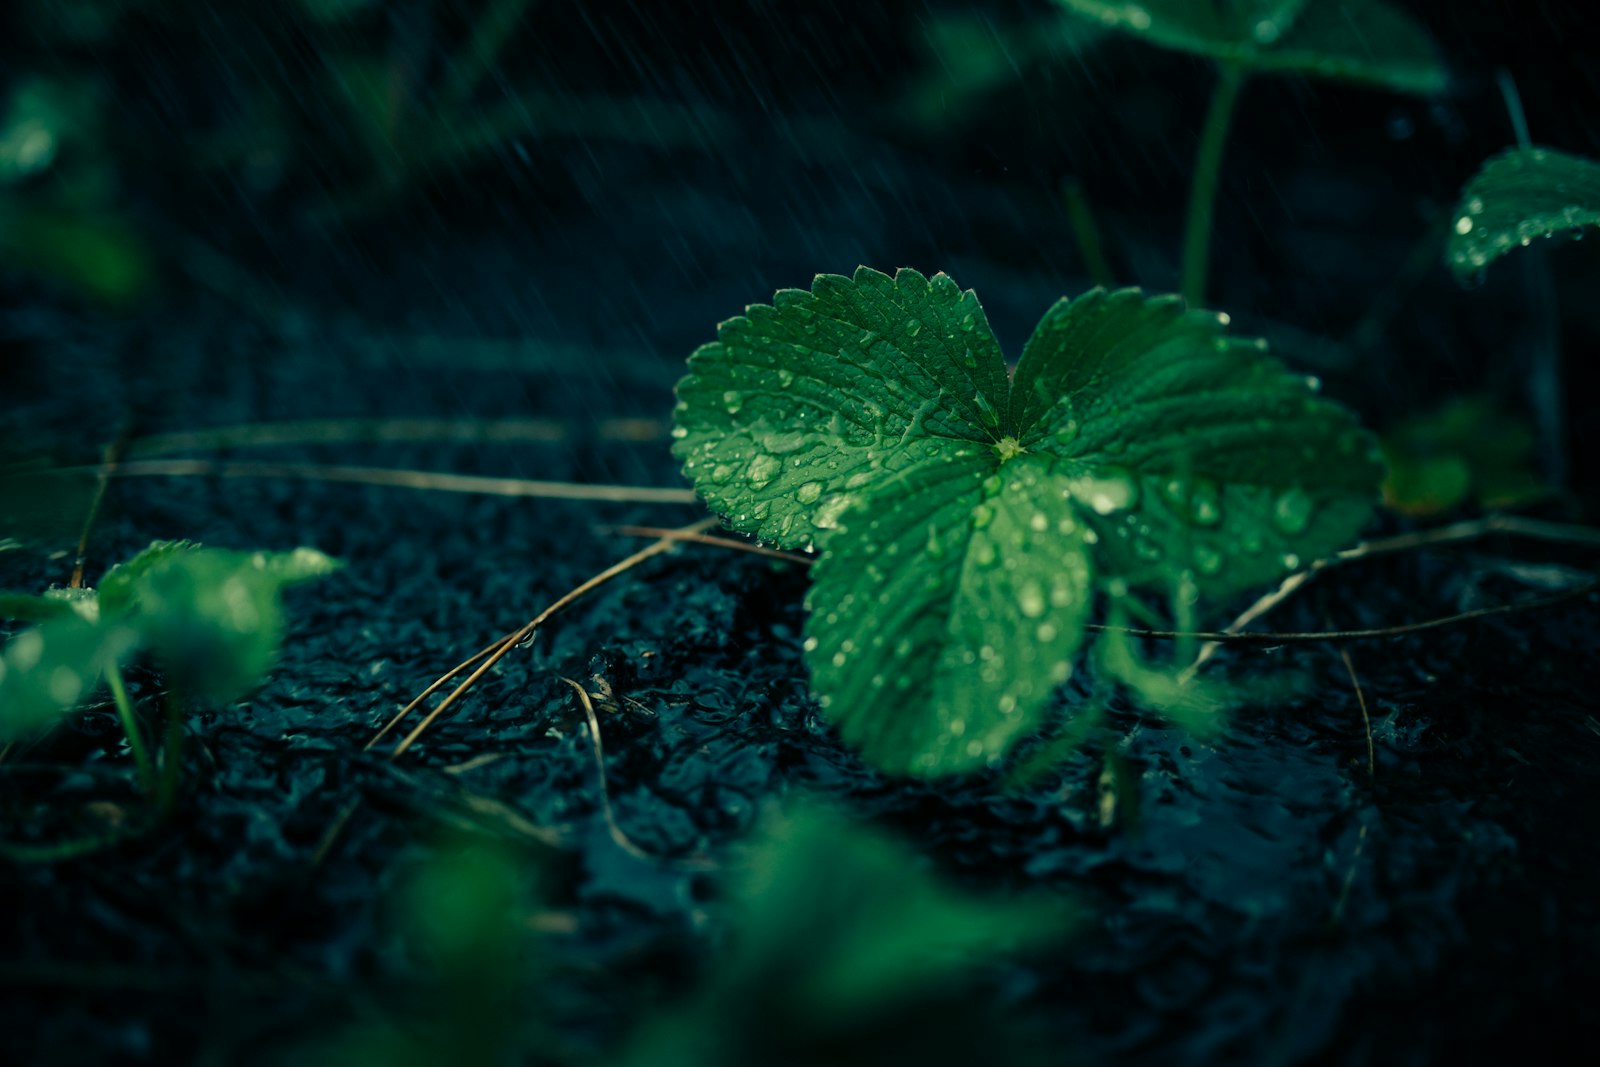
[1447, 146, 1600, 282]
[806, 449, 1093, 775]
[98, 540, 199, 618]
[673, 266, 1008, 550]
[620, 805, 1072, 1067]
[0, 592, 76, 623]
[1016, 288, 1381, 594]
[675, 270, 1378, 775]
[112, 545, 340, 704]
[735, 807, 1074, 1008]
[1056, 0, 1447, 95]
[0, 616, 138, 740]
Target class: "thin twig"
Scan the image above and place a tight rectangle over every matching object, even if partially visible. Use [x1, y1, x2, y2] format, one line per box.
[1100, 578, 1597, 645]
[311, 519, 718, 870]
[387, 519, 716, 760]
[70, 427, 133, 588]
[1187, 515, 1600, 674]
[364, 637, 509, 751]
[561, 677, 710, 868]
[1337, 646, 1376, 776]
[94, 459, 699, 505]
[1329, 823, 1369, 929]
[128, 416, 668, 456]
[600, 524, 814, 564]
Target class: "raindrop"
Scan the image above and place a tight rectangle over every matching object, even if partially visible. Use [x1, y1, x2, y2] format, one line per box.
[1068, 468, 1140, 515]
[722, 390, 743, 414]
[1018, 580, 1046, 618]
[762, 430, 807, 454]
[796, 481, 823, 504]
[905, 318, 922, 337]
[1272, 487, 1315, 536]
[746, 454, 780, 488]
[812, 493, 853, 530]
[1454, 215, 1474, 235]
[777, 369, 796, 386]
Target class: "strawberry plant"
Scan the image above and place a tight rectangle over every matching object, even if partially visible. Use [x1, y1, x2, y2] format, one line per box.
[673, 267, 1381, 775]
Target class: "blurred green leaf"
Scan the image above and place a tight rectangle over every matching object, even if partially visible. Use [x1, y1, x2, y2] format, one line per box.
[1381, 395, 1549, 515]
[1447, 146, 1600, 282]
[0, 593, 76, 624]
[122, 545, 340, 704]
[98, 540, 200, 618]
[0, 616, 138, 740]
[623, 805, 1071, 1067]
[1056, 0, 1447, 94]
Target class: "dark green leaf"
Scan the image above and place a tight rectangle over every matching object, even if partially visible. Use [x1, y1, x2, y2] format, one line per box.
[1447, 146, 1600, 282]
[1056, 0, 1447, 95]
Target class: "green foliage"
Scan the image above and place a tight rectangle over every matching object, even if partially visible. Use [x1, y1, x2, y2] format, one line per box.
[1055, 0, 1447, 94]
[1447, 146, 1600, 282]
[1380, 395, 1549, 515]
[674, 268, 1379, 775]
[621, 806, 1071, 1067]
[0, 542, 340, 739]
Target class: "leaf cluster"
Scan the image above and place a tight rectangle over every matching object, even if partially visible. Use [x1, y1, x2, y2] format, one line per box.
[674, 267, 1380, 775]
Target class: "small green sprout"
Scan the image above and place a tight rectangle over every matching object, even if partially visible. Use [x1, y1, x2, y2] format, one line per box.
[0, 541, 339, 807]
[673, 267, 1380, 776]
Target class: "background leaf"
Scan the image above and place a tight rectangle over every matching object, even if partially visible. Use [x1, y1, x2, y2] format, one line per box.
[672, 266, 1009, 549]
[1017, 288, 1381, 594]
[1056, 0, 1447, 94]
[1447, 146, 1600, 282]
[806, 451, 1093, 775]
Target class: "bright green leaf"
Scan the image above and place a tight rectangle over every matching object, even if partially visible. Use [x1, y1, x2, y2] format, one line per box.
[807, 450, 1093, 775]
[673, 266, 1008, 550]
[1447, 146, 1600, 282]
[1056, 0, 1447, 95]
[0, 616, 138, 740]
[1018, 288, 1381, 594]
[675, 270, 1378, 775]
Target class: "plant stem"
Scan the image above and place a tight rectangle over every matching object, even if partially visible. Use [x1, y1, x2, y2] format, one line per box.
[1061, 177, 1115, 288]
[1180, 62, 1246, 306]
[105, 663, 155, 797]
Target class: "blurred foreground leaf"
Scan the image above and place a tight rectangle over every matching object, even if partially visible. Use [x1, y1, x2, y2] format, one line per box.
[622, 806, 1072, 1067]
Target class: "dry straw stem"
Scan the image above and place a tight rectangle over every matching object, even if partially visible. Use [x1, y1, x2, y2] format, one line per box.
[617, 513, 1599, 654]
[313, 518, 716, 868]
[102, 458, 699, 506]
